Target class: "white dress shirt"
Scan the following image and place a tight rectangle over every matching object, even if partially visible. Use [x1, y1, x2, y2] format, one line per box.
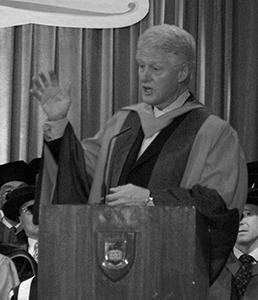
[233, 246, 258, 264]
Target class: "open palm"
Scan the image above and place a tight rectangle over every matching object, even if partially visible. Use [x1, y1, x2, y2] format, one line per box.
[31, 70, 72, 121]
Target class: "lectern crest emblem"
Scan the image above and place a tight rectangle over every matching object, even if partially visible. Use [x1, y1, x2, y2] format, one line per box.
[97, 231, 136, 282]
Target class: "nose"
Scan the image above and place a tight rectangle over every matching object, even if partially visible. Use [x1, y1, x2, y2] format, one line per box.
[239, 216, 246, 225]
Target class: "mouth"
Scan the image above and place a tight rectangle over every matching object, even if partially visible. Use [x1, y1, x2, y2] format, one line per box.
[238, 229, 248, 233]
[142, 85, 153, 95]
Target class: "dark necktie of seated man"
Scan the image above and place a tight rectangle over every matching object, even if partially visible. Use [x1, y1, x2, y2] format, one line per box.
[234, 254, 254, 298]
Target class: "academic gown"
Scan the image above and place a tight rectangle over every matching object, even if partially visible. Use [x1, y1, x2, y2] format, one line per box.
[82, 100, 247, 212]
[37, 96, 248, 285]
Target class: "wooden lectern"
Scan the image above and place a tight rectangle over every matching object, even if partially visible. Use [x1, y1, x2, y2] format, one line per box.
[38, 205, 210, 300]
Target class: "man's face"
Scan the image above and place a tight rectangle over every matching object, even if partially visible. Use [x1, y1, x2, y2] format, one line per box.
[18, 200, 39, 240]
[136, 47, 183, 110]
[236, 204, 258, 252]
[0, 181, 27, 209]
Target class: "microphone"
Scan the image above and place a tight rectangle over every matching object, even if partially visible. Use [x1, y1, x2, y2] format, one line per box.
[101, 126, 131, 204]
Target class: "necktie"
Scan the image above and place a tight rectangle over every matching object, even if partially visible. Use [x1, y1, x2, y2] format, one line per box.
[234, 254, 254, 298]
[33, 242, 39, 263]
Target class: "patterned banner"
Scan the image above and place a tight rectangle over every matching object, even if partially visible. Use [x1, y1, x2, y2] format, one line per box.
[0, 0, 149, 28]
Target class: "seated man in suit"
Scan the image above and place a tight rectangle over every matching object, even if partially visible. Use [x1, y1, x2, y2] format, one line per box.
[3, 186, 39, 264]
[0, 161, 35, 244]
[5, 187, 38, 300]
[209, 188, 258, 299]
[1, 186, 38, 289]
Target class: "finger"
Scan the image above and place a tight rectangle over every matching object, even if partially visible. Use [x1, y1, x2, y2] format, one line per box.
[106, 199, 124, 206]
[30, 89, 42, 101]
[109, 186, 124, 193]
[39, 72, 50, 88]
[32, 77, 45, 93]
[48, 70, 58, 87]
[126, 202, 142, 206]
[105, 193, 118, 202]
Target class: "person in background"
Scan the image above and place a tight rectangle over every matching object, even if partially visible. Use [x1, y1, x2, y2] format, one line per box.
[31, 24, 247, 284]
[0, 161, 34, 244]
[6, 187, 39, 300]
[0, 253, 20, 300]
[3, 186, 39, 264]
[209, 188, 258, 299]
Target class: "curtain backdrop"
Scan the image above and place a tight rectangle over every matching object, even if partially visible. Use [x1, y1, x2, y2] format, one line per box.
[0, 0, 258, 165]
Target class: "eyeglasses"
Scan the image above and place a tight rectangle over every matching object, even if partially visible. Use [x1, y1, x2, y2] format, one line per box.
[20, 205, 34, 215]
[0, 190, 12, 199]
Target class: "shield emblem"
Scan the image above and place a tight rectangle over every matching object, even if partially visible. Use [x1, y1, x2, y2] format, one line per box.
[97, 231, 136, 282]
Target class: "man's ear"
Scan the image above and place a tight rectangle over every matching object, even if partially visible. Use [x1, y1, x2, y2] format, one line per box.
[178, 63, 189, 82]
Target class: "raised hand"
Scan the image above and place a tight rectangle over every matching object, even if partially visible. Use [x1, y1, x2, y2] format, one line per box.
[30, 70, 72, 121]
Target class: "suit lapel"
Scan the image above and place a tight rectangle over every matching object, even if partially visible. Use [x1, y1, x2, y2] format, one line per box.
[251, 263, 258, 276]
[227, 261, 240, 277]
[134, 132, 168, 169]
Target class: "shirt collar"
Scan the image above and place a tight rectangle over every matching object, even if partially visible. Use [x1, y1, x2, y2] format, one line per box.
[153, 91, 190, 117]
[122, 91, 203, 138]
[234, 246, 258, 262]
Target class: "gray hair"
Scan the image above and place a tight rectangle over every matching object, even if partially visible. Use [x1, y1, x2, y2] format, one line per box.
[136, 24, 196, 73]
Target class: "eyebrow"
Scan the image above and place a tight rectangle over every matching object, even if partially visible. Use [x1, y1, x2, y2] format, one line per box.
[1, 184, 13, 190]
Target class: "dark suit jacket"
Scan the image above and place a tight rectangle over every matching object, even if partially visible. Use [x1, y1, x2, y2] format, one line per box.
[209, 252, 258, 300]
